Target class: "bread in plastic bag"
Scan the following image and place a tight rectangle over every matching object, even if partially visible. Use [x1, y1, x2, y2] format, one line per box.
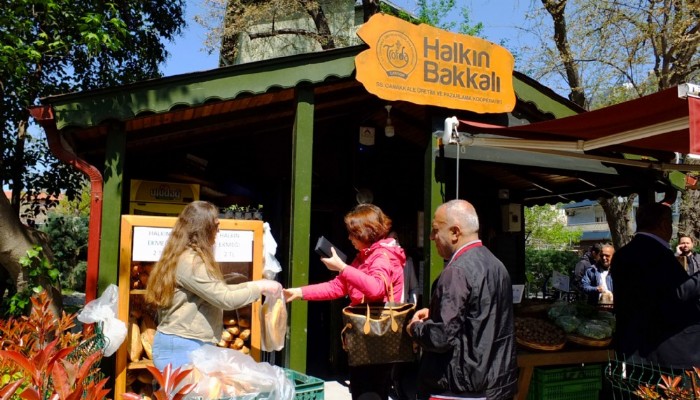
[185, 344, 294, 400]
[260, 290, 287, 352]
[77, 284, 127, 357]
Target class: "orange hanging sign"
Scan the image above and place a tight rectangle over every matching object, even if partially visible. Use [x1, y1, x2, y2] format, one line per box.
[356, 13, 516, 113]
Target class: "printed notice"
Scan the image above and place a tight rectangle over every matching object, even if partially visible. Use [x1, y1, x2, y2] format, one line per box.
[132, 227, 253, 262]
[512, 284, 525, 304]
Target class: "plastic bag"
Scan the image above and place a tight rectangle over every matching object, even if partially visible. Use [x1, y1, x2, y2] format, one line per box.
[555, 315, 581, 333]
[576, 319, 613, 339]
[547, 300, 576, 320]
[77, 284, 127, 357]
[262, 222, 283, 280]
[185, 344, 294, 400]
[260, 290, 287, 352]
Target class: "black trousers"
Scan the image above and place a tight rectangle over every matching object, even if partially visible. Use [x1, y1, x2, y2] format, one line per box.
[349, 363, 392, 400]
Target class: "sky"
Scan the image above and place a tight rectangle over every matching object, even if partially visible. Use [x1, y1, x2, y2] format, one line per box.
[160, 0, 534, 77]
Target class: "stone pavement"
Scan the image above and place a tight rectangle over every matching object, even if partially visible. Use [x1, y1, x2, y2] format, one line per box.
[323, 379, 352, 399]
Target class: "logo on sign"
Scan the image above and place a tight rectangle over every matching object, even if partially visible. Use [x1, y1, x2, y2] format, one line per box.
[150, 185, 181, 202]
[376, 31, 417, 79]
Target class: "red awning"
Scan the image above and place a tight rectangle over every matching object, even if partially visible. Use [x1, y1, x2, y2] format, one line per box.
[457, 86, 700, 156]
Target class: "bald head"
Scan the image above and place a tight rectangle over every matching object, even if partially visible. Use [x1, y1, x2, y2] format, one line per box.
[442, 200, 479, 235]
[431, 200, 480, 260]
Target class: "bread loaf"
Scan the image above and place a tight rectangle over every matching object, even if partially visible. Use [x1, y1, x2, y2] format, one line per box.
[262, 298, 287, 351]
[238, 318, 251, 328]
[141, 331, 154, 359]
[127, 317, 143, 361]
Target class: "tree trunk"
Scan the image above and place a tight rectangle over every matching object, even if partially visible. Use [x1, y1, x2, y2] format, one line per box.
[541, 0, 587, 108]
[0, 193, 63, 317]
[600, 194, 636, 249]
[362, 0, 379, 22]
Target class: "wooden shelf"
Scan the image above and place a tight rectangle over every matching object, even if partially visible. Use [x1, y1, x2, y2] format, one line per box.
[127, 359, 154, 370]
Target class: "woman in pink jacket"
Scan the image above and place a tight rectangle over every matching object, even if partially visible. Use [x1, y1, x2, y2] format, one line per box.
[285, 203, 406, 400]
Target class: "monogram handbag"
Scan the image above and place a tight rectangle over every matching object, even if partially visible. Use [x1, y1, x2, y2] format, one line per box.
[341, 275, 417, 366]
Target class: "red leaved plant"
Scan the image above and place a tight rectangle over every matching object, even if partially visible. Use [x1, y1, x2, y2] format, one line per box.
[121, 364, 194, 400]
[0, 291, 109, 400]
[635, 367, 700, 400]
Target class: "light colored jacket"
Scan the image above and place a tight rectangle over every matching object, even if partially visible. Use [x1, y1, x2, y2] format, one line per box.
[156, 249, 261, 343]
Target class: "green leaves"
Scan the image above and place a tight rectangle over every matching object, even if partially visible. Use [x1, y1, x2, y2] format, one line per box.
[5, 246, 60, 316]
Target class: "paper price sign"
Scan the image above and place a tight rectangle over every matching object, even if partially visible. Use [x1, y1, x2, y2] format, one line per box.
[215, 230, 253, 262]
[132, 227, 253, 262]
[132, 227, 172, 261]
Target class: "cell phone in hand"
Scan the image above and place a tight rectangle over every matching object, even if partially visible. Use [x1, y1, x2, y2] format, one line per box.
[314, 236, 347, 263]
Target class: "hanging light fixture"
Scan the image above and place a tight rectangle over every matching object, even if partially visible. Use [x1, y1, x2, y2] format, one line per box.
[384, 105, 395, 138]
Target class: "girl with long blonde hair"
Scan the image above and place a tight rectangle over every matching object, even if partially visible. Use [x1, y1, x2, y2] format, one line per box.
[146, 201, 281, 370]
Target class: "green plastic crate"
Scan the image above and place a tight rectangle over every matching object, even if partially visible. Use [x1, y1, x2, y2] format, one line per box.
[527, 364, 603, 400]
[533, 364, 602, 383]
[285, 369, 324, 400]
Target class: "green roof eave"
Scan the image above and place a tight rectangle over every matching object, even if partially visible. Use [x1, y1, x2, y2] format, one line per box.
[512, 72, 584, 118]
[43, 46, 364, 130]
[41, 44, 581, 130]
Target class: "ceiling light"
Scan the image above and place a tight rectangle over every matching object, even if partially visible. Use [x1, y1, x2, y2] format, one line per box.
[384, 105, 395, 138]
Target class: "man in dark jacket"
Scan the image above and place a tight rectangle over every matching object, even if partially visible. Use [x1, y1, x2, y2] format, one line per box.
[573, 243, 602, 292]
[612, 202, 700, 369]
[407, 199, 517, 400]
[676, 235, 700, 275]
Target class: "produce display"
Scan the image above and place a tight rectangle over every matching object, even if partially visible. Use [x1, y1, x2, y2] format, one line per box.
[547, 300, 615, 343]
[514, 299, 616, 351]
[514, 317, 566, 350]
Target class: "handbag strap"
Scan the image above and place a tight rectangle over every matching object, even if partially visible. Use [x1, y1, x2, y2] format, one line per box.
[364, 273, 398, 333]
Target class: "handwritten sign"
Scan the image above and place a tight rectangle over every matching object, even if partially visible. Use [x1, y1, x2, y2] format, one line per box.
[132, 227, 253, 262]
[355, 13, 515, 113]
[214, 230, 254, 262]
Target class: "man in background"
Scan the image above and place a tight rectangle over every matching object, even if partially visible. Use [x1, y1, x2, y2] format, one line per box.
[676, 235, 700, 275]
[581, 244, 614, 306]
[573, 243, 602, 293]
[611, 202, 700, 369]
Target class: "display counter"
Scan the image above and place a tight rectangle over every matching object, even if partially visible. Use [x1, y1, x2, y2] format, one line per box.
[516, 347, 612, 400]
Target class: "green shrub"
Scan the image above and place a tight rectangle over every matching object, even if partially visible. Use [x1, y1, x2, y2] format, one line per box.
[39, 213, 88, 292]
[525, 248, 579, 295]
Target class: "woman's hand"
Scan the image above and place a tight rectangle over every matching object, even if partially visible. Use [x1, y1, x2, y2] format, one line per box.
[320, 247, 347, 272]
[283, 288, 303, 302]
[253, 279, 282, 296]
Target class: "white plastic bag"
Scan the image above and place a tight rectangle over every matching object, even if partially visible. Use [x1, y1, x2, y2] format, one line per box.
[260, 290, 287, 352]
[262, 222, 283, 279]
[186, 344, 294, 400]
[77, 284, 127, 357]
